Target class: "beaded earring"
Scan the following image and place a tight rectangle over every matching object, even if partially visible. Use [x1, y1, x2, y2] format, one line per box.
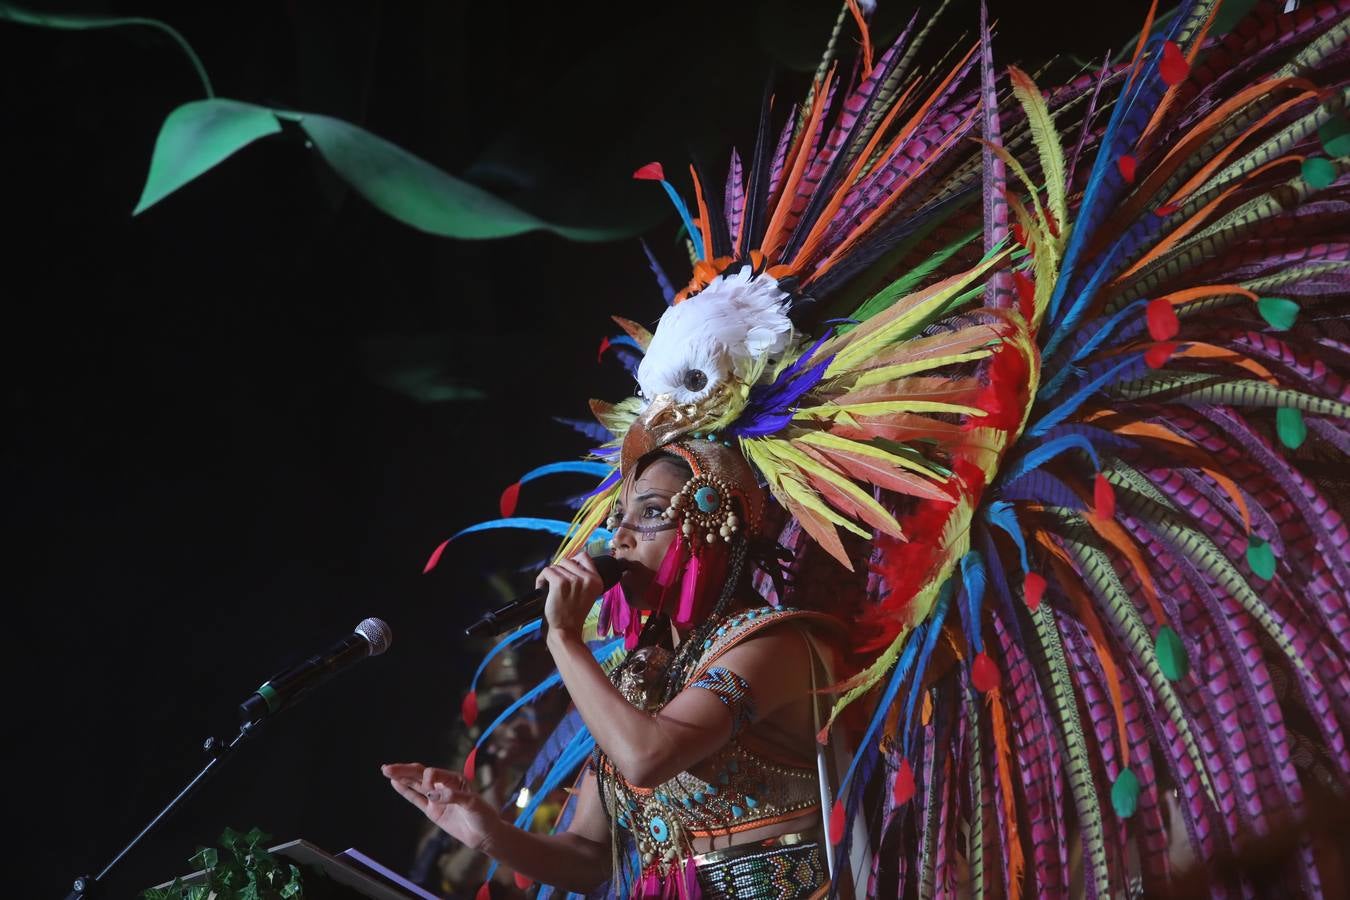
[663, 472, 741, 547]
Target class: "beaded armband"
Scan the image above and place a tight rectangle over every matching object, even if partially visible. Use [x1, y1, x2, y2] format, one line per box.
[690, 666, 755, 735]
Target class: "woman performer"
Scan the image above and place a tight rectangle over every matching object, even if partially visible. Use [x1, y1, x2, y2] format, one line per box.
[386, 439, 846, 898]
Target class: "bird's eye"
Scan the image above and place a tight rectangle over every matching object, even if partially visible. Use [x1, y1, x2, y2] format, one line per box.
[682, 369, 708, 392]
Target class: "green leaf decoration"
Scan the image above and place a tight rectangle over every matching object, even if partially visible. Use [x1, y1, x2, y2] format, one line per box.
[0, 3, 212, 96]
[1111, 768, 1141, 818]
[1247, 535, 1277, 581]
[134, 100, 281, 214]
[1301, 156, 1337, 190]
[1276, 407, 1307, 449]
[1156, 626, 1189, 681]
[1256, 296, 1300, 331]
[1321, 117, 1350, 158]
[296, 112, 635, 241]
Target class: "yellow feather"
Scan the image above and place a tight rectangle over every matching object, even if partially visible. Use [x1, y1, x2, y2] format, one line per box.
[795, 429, 950, 481]
[1008, 65, 1068, 230]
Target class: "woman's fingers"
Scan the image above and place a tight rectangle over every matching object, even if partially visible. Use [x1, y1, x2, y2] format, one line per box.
[388, 777, 429, 812]
[427, 781, 473, 804]
[382, 762, 427, 780]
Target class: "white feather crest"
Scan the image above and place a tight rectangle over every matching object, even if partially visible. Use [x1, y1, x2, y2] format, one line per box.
[636, 267, 794, 405]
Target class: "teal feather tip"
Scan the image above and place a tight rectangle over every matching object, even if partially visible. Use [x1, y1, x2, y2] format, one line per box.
[1156, 626, 1189, 681]
[1246, 535, 1277, 580]
[1276, 407, 1307, 450]
[1301, 156, 1337, 191]
[1111, 768, 1141, 818]
[1256, 297, 1299, 331]
[1319, 117, 1350, 158]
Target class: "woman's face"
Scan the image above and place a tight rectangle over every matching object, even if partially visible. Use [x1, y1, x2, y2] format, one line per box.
[609, 458, 688, 606]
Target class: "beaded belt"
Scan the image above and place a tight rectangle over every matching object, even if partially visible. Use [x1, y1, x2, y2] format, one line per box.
[690, 830, 828, 900]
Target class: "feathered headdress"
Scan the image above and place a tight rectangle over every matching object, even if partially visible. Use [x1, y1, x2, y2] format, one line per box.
[436, 1, 1350, 895]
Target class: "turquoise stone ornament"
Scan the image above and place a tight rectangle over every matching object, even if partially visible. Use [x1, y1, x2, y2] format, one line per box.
[695, 485, 721, 512]
[649, 816, 669, 841]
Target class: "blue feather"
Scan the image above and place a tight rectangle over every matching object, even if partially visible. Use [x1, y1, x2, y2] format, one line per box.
[659, 179, 704, 261]
[978, 525, 1025, 647]
[518, 461, 616, 485]
[1028, 353, 1146, 437]
[1062, 300, 1148, 367]
[983, 501, 1029, 571]
[641, 238, 676, 304]
[552, 416, 613, 444]
[960, 550, 988, 654]
[902, 583, 952, 757]
[998, 470, 1087, 510]
[838, 626, 925, 796]
[470, 620, 542, 692]
[998, 433, 1102, 485]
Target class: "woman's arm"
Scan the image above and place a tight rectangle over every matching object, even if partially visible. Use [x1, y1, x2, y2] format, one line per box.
[383, 763, 612, 893]
[543, 578, 812, 787]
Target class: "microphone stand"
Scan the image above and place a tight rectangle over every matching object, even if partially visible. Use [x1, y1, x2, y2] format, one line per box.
[65, 723, 258, 899]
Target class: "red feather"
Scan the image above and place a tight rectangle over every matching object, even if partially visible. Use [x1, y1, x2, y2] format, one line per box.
[1145, 341, 1177, 369]
[1024, 572, 1046, 611]
[423, 538, 451, 574]
[475, 882, 492, 900]
[1146, 298, 1179, 341]
[972, 651, 1001, 692]
[1094, 472, 1117, 520]
[1155, 202, 1179, 216]
[1117, 155, 1137, 183]
[499, 481, 522, 518]
[461, 690, 479, 728]
[830, 798, 846, 845]
[632, 162, 665, 181]
[892, 758, 916, 805]
[513, 873, 533, 890]
[464, 746, 478, 781]
[1159, 40, 1189, 86]
[596, 335, 611, 363]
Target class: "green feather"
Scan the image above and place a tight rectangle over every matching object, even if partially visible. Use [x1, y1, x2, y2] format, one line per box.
[1247, 535, 1277, 580]
[964, 687, 986, 900]
[1111, 769, 1141, 819]
[1112, 469, 1308, 685]
[1276, 407, 1307, 449]
[1320, 116, 1350, 158]
[1156, 626, 1190, 680]
[1258, 297, 1300, 330]
[1032, 602, 1111, 897]
[1301, 157, 1337, 190]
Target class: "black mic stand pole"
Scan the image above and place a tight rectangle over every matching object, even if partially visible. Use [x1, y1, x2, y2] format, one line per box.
[65, 722, 259, 900]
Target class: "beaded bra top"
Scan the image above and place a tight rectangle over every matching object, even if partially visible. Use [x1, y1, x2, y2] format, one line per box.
[597, 606, 835, 873]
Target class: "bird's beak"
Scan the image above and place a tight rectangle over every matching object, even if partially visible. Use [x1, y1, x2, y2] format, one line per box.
[621, 393, 718, 474]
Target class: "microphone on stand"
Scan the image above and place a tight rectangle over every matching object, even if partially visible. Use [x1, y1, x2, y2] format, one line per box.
[465, 555, 628, 638]
[239, 617, 392, 726]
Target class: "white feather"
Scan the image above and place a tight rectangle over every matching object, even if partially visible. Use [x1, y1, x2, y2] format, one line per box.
[636, 267, 794, 406]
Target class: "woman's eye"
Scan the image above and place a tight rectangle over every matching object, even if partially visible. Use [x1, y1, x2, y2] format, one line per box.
[643, 505, 665, 519]
[682, 369, 708, 392]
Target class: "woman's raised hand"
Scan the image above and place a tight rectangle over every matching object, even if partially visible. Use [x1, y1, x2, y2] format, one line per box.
[382, 762, 501, 852]
[537, 552, 604, 634]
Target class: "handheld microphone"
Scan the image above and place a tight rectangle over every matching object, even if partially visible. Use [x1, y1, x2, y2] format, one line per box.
[465, 555, 628, 637]
[239, 617, 392, 726]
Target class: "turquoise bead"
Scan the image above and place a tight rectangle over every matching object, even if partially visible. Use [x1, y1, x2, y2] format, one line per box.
[731, 805, 745, 818]
[746, 796, 759, 809]
[693, 792, 705, 804]
[649, 817, 670, 841]
[695, 485, 721, 512]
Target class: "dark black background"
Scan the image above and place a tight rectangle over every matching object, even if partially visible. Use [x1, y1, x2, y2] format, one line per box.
[3, 2, 1137, 897]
